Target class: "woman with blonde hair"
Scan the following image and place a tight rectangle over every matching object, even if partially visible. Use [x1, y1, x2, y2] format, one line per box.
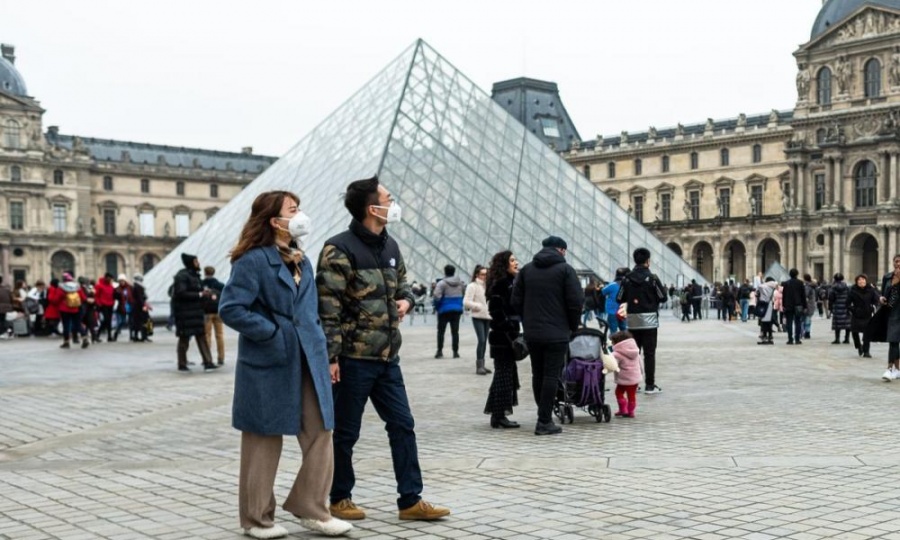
[219, 190, 351, 538]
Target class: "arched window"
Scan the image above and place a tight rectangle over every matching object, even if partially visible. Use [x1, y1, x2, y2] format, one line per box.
[4, 119, 20, 149]
[690, 152, 699, 170]
[50, 250, 76, 280]
[10, 165, 21, 182]
[720, 148, 730, 167]
[634, 159, 642, 176]
[865, 59, 882, 98]
[855, 160, 877, 208]
[53, 169, 63, 185]
[608, 162, 616, 179]
[817, 67, 832, 105]
[752, 145, 762, 163]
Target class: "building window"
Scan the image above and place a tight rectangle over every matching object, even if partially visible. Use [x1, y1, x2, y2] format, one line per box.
[105, 253, 120, 277]
[210, 183, 219, 198]
[689, 191, 700, 221]
[540, 117, 560, 138]
[662, 155, 670, 173]
[103, 176, 113, 191]
[752, 144, 762, 163]
[633, 159, 642, 176]
[103, 209, 116, 235]
[720, 148, 730, 167]
[53, 169, 64, 185]
[608, 162, 616, 179]
[816, 128, 827, 144]
[10, 165, 21, 182]
[140, 178, 150, 193]
[4, 119, 20, 149]
[719, 189, 731, 218]
[52, 204, 67, 233]
[661, 193, 671, 222]
[634, 195, 644, 223]
[175, 214, 190, 237]
[176, 181, 185, 196]
[9, 201, 24, 230]
[141, 253, 159, 274]
[139, 212, 154, 236]
[855, 160, 877, 208]
[815, 173, 826, 210]
[690, 152, 698, 170]
[865, 59, 882, 99]
[817, 67, 832, 105]
[751, 185, 763, 216]
[583, 164, 590, 179]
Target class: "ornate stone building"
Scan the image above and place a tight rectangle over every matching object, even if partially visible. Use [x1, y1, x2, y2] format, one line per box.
[562, 0, 900, 284]
[0, 44, 276, 284]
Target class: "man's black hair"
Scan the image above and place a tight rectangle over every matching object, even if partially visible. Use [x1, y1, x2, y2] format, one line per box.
[345, 175, 381, 222]
[633, 247, 651, 265]
[789, 268, 799, 278]
[444, 264, 456, 277]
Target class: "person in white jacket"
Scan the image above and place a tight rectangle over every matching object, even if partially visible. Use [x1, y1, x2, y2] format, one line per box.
[464, 265, 492, 375]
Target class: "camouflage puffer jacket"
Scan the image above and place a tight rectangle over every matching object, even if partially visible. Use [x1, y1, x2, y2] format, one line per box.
[316, 220, 416, 363]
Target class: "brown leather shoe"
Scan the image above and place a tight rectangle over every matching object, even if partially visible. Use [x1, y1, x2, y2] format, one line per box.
[329, 498, 365, 520]
[398, 500, 450, 521]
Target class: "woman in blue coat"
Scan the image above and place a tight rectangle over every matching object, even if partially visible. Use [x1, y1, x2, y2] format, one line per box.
[219, 190, 351, 539]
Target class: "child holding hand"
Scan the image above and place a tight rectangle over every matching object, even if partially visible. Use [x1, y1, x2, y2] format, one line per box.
[610, 330, 642, 418]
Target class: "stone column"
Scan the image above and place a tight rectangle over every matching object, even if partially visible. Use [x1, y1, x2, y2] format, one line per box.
[882, 152, 891, 203]
[892, 153, 899, 203]
[802, 164, 812, 211]
[826, 228, 835, 277]
[884, 226, 893, 272]
[800, 231, 808, 273]
[891, 226, 900, 264]
[840, 158, 852, 210]
[794, 232, 801, 271]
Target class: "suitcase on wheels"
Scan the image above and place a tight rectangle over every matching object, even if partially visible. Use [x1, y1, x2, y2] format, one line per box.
[12, 317, 29, 337]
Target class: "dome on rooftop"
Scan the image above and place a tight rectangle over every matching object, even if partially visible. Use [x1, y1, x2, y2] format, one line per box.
[811, 0, 900, 39]
[0, 55, 27, 97]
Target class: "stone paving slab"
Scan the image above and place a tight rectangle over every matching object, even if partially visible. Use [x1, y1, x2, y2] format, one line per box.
[2, 312, 900, 538]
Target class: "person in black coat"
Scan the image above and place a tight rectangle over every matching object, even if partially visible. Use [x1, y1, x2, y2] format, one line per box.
[130, 274, 150, 342]
[829, 273, 851, 344]
[781, 268, 807, 345]
[483, 250, 522, 429]
[511, 236, 583, 436]
[848, 274, 879, 358]
[172, 253, 218, 371]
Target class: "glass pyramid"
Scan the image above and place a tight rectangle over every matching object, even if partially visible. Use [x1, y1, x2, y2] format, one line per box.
[144, 39, 704, 305]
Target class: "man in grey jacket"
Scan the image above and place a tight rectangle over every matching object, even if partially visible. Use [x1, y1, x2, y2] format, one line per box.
[433, 264, 465, 358]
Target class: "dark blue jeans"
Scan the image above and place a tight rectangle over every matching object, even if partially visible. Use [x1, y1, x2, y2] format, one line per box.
[331, 357, 423, 510]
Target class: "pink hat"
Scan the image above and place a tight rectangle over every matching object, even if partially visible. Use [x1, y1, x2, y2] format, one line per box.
[62, 272, 73, 281]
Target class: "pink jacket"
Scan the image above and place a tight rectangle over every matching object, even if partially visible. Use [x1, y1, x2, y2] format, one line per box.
[612, 338, 643, 386]
[774, 286, 783, 312]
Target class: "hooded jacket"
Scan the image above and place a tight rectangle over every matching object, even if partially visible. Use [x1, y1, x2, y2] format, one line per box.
[617, 266, 666, 330]
[612, 337, 643, 387]
[510, 246, 583, 343]
[172, 253, 206, 337]
[433, 275, 465, 314]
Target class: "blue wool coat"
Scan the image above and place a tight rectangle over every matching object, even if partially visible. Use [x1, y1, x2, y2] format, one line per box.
[219, 246, 334, 435]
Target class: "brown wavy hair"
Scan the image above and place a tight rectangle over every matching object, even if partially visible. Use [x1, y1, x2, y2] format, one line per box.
[230, 191, 299, 262]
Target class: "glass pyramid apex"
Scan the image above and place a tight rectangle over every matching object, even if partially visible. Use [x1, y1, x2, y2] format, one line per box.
[145, 39, 704, 305]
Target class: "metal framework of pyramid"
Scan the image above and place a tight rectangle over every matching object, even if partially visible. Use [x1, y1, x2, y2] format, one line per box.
[144, 39, 705, 304]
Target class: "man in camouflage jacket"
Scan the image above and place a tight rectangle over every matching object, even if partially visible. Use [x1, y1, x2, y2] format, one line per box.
[316, 176, 450, 522]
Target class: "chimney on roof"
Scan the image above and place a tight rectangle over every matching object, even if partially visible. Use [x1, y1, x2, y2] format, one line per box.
[241, 146, 253, 155]
[48, 126, 59, 136]
[1, 44, 15, 65]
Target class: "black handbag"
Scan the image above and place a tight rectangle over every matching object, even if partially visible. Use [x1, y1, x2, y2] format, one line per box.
[510, 334, 529, 361]
[866, 305, 890, 343]
[755, 300, 769, 318]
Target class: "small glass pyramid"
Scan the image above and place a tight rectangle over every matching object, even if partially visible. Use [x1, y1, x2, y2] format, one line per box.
[145, 40, 704, 304]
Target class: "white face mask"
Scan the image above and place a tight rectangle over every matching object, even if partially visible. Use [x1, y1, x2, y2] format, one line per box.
[372, 202, 402, 224]
[277, 212, 312, 246]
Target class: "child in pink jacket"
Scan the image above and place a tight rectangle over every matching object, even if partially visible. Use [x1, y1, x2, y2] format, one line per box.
[610, 331, 643, 418]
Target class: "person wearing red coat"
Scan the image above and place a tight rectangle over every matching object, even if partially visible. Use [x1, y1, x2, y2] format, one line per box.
[94, 273, 116, 341]
[44, 279, 63, 336]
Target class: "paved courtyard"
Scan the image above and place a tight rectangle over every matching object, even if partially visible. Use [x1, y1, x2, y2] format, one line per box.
[2, 309, 900, 540]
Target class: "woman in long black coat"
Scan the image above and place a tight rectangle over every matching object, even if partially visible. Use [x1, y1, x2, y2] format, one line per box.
[483, 250, 521, 429]
[848, 274, 879, 357]
[829, 273, 851, 344]
[880, 256, 900, 381]
[172, 253, 217, 371]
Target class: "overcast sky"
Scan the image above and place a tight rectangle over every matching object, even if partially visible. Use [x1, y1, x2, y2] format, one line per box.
[3, 0, 823, 157]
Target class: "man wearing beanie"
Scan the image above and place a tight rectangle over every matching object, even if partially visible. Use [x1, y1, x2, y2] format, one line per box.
[511, 236, 583, 435]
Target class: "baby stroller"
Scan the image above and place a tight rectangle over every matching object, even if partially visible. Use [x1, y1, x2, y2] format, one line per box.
[555, 322, 612, 424]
